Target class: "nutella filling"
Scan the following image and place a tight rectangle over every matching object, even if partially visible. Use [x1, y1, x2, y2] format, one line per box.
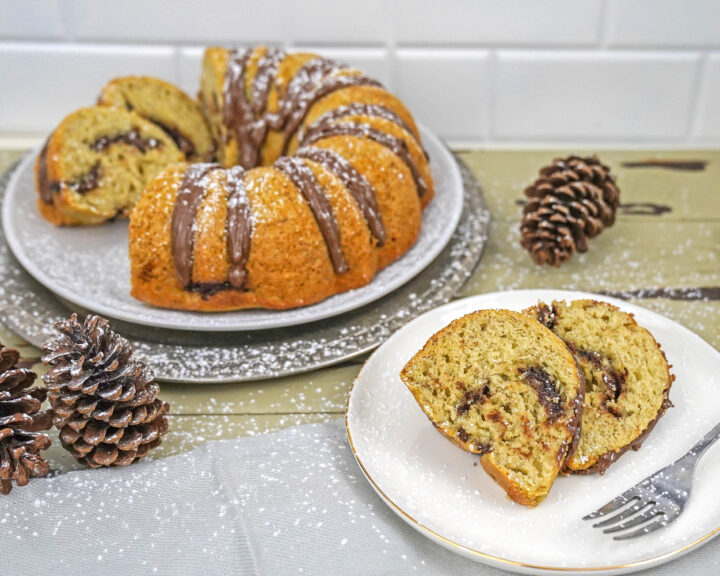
[295, 145, 385, 245]
[457, 426, 469, 443]
[37, 137, 103, 202]
[150, 119, 196, 158]
[520, 366, 564, 422]
[91, 128, 163, 153]
[536, 303, 557, 330]
[274, 157, 349, 275]
[66, 163, 103, 195]
[455, 385, 489, 416]
[568, 344, 625, 402]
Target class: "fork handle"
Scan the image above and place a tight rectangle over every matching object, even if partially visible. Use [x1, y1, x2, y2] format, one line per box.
[681, 420, 720, 464]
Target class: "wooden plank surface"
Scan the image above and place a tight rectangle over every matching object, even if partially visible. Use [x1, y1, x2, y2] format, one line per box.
[1, 147, 718, 474]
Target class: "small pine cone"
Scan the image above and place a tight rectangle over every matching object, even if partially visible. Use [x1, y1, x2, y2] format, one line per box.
[42, 314, 169, 469]
[520, 155, 620, 266]
[0, 343, 52, 495]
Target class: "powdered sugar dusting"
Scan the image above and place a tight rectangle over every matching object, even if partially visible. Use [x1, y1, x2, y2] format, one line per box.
[0, 149, 487, 382]
[2, 126, 463, 332]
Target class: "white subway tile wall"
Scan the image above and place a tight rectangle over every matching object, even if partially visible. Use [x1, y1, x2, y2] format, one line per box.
[696, 56, 720, 140]
[0, 0, 718, 145]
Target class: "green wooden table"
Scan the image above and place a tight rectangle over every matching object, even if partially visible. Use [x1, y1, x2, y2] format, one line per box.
[1, 147, 718, 474]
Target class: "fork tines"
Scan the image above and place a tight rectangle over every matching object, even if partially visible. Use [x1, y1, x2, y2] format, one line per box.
[583, 482, 674, 540]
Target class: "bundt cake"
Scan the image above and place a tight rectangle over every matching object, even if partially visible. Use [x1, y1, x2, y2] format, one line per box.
[98, 76, 214, 162]
[36, 106, 185, 226]
[37, 77, 212, 226]
[128, 46, 434, 311]
[400, 310, 585, 507]
[524, 300, 673, 474]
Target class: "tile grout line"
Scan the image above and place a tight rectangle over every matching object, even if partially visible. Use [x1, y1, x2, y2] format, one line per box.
[486, 50, 497, 143]
[599, 0, 612, 49]
[687, 53, 710, 143]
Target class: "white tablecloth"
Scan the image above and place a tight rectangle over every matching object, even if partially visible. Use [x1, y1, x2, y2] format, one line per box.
[1, 420, 718, 575]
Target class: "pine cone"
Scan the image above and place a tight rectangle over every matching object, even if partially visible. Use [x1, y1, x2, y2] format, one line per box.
[42, 314, 169, 469]
[520, 155, 620, 266]
[0, 343, 52, 494]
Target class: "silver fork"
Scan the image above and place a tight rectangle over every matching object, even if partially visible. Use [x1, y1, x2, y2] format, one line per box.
[583, 421, 720, 540]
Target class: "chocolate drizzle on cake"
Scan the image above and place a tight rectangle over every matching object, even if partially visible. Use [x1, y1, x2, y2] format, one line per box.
[224, 48, 257, 169]
[279, 69, 381, 153]
[275, 157, 349, 274]
[219, 47, 430, 271]
[224, 166, 252, 289]
[521, 367, 564, 422]
[299, 103, 428, 159]
[301, 122, 428, 197]
[296, 146, 385, 246]
[171, 163, 219, 287]
[171, 164, 254, 293]
[223, 49, 383, 168]
[251, 48, 284, 117]
[91, 128, 163, 153]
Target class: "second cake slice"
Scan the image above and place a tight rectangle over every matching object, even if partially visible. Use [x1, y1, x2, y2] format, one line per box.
[400, 309, 585, 506]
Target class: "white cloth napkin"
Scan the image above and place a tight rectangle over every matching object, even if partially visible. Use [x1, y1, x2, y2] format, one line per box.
[1, 420, 719, 575]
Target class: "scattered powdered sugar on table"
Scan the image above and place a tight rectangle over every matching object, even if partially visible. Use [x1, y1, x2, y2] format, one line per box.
[2, 420, 719, 575]
[0, 421, 519, 575]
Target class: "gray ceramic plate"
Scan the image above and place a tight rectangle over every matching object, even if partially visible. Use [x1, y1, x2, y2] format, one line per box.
[0, 151, 489, 382]
[2, 125, 463, 331]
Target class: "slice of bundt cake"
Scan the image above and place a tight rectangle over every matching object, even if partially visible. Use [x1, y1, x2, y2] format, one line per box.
[36, 106, 184, 226]
[128, 46, 433, 311]
[98, 76, 214, 162]
[400, 310, 585, 507]
[524, 300, 673, 474]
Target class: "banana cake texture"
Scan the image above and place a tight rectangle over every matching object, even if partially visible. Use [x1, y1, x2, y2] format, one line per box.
[524, 299, 673, 474]
[400, 309, 585, 507]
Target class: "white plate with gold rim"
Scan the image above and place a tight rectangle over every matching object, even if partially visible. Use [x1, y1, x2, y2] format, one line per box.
[346, 289, 720, 575]
[1, 124, 462, 332]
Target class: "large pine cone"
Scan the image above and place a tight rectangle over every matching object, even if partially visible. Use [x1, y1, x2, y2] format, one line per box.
[42, 314, 169, 469]
[0, 343, 52, 494]
[520, 155, 620, 266]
